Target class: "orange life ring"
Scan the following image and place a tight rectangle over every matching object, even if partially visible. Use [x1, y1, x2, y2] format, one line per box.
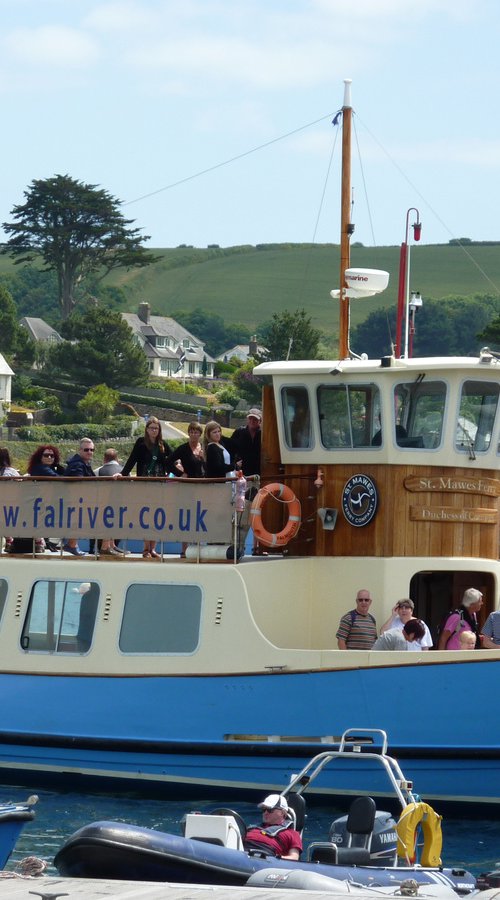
[250, 483, 301, 548]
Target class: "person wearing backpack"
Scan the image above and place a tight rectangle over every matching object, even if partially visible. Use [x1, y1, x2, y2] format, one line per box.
[336, 590, 377, 649]
[437, 588, 483, 650]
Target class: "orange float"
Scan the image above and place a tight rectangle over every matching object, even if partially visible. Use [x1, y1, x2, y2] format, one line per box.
[250, 483, 301, 548]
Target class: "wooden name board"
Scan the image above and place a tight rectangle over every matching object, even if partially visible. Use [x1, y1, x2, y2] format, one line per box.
[405, 475, 500, 496]
[410, 506, 498, 525]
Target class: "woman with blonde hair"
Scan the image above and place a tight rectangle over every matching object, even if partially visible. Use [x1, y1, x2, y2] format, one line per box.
[203, 421, 233, 478]
[121, 417, 171, 558]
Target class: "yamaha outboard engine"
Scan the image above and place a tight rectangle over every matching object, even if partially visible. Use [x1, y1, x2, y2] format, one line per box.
[329, 809, 398, 865]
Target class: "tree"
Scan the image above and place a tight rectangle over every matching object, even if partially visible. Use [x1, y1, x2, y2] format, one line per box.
[231, 359, 265, 403]
[77, 384, 120, 423]
[0, 284, 23, 357]
[0, 267, 60, 322]
[2, 175, 160, 319]
[0, 283, 35, 365]
[351, 294, 500, 359]
[259, 309, 321, 361]
[477, 313, 500, 348]
[350, 308, 396, 358]
[47, 306, 149, 388]
[172, 307, 251, 357]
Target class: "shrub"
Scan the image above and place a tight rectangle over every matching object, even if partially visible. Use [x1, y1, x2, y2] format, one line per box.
[77, 384, 120, 423]
[16, 419, 134, 442]
[215, 386, 240, 405]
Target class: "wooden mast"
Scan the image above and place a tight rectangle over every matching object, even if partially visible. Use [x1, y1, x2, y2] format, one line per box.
[338, 79, 352, 360]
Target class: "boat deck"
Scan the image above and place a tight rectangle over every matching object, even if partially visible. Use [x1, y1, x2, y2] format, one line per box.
[0, 546, 285, 563]
[0, 874, 386, 899]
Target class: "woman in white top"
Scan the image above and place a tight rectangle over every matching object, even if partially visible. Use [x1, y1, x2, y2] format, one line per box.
[0, 447, 19, 477]
[379, 599, 433, 651]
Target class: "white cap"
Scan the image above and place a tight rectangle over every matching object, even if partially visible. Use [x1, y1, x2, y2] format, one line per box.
[258, 793, 288, 811]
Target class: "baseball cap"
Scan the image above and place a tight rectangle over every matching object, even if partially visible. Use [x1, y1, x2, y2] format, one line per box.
[247, 408, 262, 420]
[258, 793, 288, 811]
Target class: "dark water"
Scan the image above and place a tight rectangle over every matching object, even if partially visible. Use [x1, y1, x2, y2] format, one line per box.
[2, 783, 500, 878]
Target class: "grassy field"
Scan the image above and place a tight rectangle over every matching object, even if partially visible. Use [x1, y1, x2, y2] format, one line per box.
[1, 242, 500, 339]
[106, 243, 500, 335]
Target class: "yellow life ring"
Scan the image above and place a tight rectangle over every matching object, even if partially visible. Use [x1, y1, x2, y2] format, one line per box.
[396, 801, 443, 868]
[250, 483, 301, 548]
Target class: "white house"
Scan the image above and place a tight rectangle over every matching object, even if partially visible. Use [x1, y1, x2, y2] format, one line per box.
[217, 336, 266, 364]
[0, 353, 14, 408]
[122, 303, 214, 379]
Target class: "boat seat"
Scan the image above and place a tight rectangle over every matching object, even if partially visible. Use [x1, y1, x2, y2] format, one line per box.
[336, 846, 372, 865]
[286, 792, 306, 834]
[183, 813, 244, 850]
[307, 841, 338, 864]
[330, 796, 376, 850]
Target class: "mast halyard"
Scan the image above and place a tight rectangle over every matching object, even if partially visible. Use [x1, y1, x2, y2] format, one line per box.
[338, 78, 352, 360]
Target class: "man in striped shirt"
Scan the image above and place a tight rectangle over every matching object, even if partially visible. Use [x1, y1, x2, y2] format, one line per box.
[336, 590, 377, 650]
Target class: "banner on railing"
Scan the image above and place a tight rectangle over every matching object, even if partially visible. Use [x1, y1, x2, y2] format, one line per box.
[0, 478, 234, 542]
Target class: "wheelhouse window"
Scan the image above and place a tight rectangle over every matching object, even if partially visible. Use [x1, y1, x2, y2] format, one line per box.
[119, 584, 202, 653]
[457, 381, 499, 453]
[21, 580, 100, 653]
[318, 383, 381, 449]
[394, 380, 447, 449]
[281, 387, 313, 449]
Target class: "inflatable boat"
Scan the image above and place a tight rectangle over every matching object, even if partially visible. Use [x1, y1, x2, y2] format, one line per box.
[55, 733, 475, 893]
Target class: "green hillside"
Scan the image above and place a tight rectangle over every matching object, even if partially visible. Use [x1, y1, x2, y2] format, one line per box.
[2, 242, 500, 339]
[108, 243, 500, 335]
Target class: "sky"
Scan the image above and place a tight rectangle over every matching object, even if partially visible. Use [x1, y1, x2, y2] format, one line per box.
[1, 0, 499, 253]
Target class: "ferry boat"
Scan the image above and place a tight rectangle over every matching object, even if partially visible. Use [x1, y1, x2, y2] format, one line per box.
[0, 81, 499, 810]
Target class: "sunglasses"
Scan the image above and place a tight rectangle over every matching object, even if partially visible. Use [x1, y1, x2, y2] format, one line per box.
[42, 452, 54, 458]
[82, 447, 95, 452]
[398, 604, 412, 609]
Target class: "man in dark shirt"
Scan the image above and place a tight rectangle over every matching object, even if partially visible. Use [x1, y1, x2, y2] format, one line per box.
[63, 438, 96, 555]
[230, 408, 262, 477]
[244, 793, 302, 859]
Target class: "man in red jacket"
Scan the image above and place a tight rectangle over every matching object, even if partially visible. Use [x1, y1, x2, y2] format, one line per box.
[244, 794, 302, 859]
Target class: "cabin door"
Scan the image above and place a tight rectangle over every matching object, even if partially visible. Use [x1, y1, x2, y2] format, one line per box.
[409, 569, 494, 648]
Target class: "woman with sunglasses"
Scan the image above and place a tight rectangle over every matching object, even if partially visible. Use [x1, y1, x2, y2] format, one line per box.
[379, 599, 433, 650]
[27, 444, 64, 478]
[121, 417, 172, 558]
[27, 445, 63, 552]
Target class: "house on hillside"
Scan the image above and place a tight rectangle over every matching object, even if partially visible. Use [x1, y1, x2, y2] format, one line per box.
[19, 317, 64, 370]
[217, 336, 267, 364]
[19, 317, 63, 345]
[122, 303, 215, 380]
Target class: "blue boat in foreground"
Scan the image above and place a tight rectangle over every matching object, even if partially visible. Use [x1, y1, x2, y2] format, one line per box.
[0, 81, 499, 809]
[0, 795, 37, 869]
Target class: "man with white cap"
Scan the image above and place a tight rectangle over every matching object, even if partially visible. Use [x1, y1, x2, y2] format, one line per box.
[243, 793, 302, 859]
[230, 408, 262, 477]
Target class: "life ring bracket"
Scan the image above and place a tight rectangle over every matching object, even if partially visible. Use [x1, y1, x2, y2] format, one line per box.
[250, 483, 301, 548]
